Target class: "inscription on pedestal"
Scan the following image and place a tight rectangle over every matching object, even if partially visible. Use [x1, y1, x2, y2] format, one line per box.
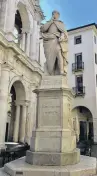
[38, 98, 61, 127]
[40, 76, 67, 89]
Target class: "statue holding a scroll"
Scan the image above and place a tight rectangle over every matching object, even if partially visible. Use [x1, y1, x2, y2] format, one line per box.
[41, 11, 68, 75]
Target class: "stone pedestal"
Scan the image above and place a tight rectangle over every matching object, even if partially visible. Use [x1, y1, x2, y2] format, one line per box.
[26, 75, 80, 166]
[13, 105, 20, 142]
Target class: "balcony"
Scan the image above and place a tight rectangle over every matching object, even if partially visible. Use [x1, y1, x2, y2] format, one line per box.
[73, 86, 85, 97]
[72, 62, 84, 72]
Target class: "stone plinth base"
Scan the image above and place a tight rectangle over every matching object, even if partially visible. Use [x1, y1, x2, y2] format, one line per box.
[26, 149, 80, 166]
[3, 156, 97, 176]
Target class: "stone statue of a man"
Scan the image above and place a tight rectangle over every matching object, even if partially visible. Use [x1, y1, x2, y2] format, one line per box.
[41, 11, 68, 75]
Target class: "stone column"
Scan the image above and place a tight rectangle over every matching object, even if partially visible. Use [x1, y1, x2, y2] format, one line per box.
[36, 24, 40, 62]
[26, 33, 31, 57]
[21, 32, 26, 51]
[39, 38, 46, 70]
[30, 20, 37, 60]
[0, 65, 10, 145]
[13, 105, 20, 142]
[25, 106, 29, 144]
[19, 105, 27, 143]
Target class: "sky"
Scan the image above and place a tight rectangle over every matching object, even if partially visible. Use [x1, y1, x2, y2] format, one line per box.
[40, 0, 97, 29]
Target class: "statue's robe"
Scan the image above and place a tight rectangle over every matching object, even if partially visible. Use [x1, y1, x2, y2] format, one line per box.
[41, 20, 68, 75]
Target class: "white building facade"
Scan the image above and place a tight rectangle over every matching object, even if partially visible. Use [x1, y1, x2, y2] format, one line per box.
[68, 23, 97, 143]
[0, 0, 44, 148]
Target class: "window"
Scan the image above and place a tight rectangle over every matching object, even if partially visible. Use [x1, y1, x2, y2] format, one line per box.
[94, 36, 96, 44]
[73, 75, 85, 96]
[75, 53, 82, 63]
[75, 53, 82, 69]
[76, 75, 83, 87]
[74, 35, 82, 44]
[95, 53, 97, 64]
[76, 75, 83, 93]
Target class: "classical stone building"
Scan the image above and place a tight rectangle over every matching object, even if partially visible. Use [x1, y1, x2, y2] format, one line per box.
[0, 0, 44, 148]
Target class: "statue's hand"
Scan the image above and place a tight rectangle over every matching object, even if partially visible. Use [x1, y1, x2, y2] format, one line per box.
[64, 35, 68, 42]
[59, 35, 64, 42]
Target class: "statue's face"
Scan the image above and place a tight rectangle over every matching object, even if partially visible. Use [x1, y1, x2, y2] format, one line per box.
[53, 12, 60, 20]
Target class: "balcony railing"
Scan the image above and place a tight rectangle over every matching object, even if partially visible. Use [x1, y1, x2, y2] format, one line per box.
[72, 62, 84, 72]
[73, 86, 85, 97]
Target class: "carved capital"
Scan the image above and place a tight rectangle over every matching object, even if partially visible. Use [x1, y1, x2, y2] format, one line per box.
[15, 100, 30, 106]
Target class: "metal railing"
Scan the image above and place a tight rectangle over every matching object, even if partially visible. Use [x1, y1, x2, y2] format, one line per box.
[0, 144, 30, 167]
[73, 86, 85, 96]
[72, 62, 84, 72]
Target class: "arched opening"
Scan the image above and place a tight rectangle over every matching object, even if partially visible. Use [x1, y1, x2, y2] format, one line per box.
[72, 106, 94, 143]
[13, 10, 22, 44]
[13, 2, 30, 50]
[17, 2, 30, 31]
[5, 81, 26, 143]
[5, 86, 16, 142]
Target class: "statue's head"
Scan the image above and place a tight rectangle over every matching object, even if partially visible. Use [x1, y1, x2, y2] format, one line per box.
[52, 10, 60, 20]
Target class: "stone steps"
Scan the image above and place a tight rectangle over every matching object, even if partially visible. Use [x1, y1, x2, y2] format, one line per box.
[2, 156, 97, 176]
[0, 155, 96, 176]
